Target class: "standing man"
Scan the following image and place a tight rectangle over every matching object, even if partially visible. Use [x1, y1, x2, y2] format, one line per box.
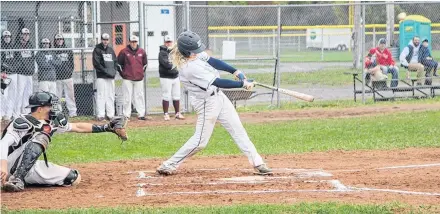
[15, 28, 35, 115]
[1, 30, 17, 122]
[399, 36, 425, 85]
[117, 35, 148, 120]
[36, 38, 59, 93]
[158, 35, 184, 121]
[93, 33, 118, 121]
[53, 34, 77, 117]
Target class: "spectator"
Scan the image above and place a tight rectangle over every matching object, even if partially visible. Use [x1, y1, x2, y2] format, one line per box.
[14, 28, 35, 114]
[158, 35, 184, 121]
[36, 38, 59, 93]
[92, 33, 118, 121]
[117, 35, 149, 120]
[366, 38, 399, 88]
[419, 39, 438, 85]
[1, 30, 17, 121]
[53, 34, 77, 117]
[364, 50, 388, 88]
[399, 36, 425, 85]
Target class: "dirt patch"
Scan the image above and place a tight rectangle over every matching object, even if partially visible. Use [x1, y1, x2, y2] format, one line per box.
[69, 103, 440, 128]
[3, 148, 440, 210]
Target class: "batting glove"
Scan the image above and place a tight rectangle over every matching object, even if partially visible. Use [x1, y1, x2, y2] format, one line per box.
[242, 80, 254, 91]
[233, 70, 247, 81]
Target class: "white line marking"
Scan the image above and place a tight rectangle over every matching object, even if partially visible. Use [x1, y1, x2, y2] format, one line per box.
[135, 188, 354, 197]
[377, 163, 440, 170]
[351, 187, 440, 196]
[328, 180, 350, 191]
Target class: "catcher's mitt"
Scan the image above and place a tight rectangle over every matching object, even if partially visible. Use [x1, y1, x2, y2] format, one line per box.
[108, 116, 128, 141]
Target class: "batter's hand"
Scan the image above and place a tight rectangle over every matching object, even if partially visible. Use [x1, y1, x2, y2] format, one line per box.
[1, 160, 8, 185]
[108, 116, 128, 141]
[242, 80, 254, 91]
[233, 70, 247, 81]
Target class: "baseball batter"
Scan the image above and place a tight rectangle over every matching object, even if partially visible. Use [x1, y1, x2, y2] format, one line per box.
[0, 92, 127, 192]
[156, 31, 272, 176]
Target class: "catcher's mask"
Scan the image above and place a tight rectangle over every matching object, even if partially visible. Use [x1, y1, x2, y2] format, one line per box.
[1, 77, 11, 94]
[26, 91, 61, 120]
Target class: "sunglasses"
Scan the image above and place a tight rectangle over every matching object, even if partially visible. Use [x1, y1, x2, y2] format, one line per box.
[42, 43, 50, 44]
[22, 33, 30, 35]
[102, 39, 109, 41]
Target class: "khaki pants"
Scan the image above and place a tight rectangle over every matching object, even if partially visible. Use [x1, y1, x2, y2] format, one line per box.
[407, 63, 425, 85]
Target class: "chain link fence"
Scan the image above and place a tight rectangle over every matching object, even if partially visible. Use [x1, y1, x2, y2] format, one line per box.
[2, 1, 440, 123]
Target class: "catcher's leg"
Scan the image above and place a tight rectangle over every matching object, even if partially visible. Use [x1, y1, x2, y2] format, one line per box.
[158, 97, 219, 175]
[24, 161, 80, 187]
[217, 92, 268, 175]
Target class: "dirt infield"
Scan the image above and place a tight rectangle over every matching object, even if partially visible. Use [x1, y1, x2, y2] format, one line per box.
[2, 148, 440, 210]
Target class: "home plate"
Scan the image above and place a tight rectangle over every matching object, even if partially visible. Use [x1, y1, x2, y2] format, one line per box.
[219, 176, 266, 182]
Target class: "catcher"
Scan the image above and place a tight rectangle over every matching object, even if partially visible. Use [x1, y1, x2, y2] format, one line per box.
[1, 92, 127, 192]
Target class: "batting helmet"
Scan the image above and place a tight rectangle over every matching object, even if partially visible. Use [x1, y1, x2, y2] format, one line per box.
[177, 31, 205, 57]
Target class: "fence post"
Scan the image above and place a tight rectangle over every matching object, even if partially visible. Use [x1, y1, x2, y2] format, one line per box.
[298, 35, 300, 52]
[361, 4, 366, 104]
[92, 1, 97, 117]
[276, 6, 281, 108]
[373, 26, 376, 47]
[272, 29, 276, 57]
[321, 28, 324, 61]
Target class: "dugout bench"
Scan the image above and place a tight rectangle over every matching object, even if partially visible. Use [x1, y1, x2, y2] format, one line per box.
[346, 72, 440, 102]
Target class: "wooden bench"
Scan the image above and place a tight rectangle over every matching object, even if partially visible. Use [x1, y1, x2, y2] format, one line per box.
[345, 72, 440, 102]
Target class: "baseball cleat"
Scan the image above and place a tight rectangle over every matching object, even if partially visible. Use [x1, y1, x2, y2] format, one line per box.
[175, 112, 185, 120]
[3, 176, 25, 192]
[164, 114, 170, 121]
[254, 164, 273, 175]
[156, 163, 177, 176]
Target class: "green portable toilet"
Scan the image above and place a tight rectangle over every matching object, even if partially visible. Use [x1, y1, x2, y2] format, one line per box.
[399, 15, 431, 53]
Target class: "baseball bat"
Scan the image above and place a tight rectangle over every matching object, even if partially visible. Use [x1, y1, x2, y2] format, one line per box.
[254, 82, 315, 102]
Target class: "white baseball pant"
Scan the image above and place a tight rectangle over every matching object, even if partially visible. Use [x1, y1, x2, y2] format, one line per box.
[163, 91, 264, 168]
[57, 78, 78, 117]
[121, 79, 145, 118]
[8, 142, 71, 186]
[39, 81, 57, 93]
[160, 77, 181, 101]
[16, 75, 33, 115]
[1, 74, 18, 119]
[95, 78, 115, 118]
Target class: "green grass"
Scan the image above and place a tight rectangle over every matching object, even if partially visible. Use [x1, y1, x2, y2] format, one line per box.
[4, 202, 438, 214]
[50, 110, 440, 164]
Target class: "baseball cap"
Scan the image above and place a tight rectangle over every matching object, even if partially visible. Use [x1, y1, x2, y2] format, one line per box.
[164, 35, 172, 42]
[2, 30, 11, 37]
[378, 38, 386, 44]
[41, 38, 50, 43]
[130, 35, 138, 42]
[21, 28, 30, 34]
[55, 34, 64, 39]
[422, 38, 429, 43]
[101, 33, 110, 40]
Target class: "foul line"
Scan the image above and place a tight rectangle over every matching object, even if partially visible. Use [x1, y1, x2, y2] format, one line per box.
[350, 187, 440, 196]
[136, 189, 354, 197]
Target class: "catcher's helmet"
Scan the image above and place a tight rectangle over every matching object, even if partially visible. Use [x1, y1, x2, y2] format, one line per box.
[26, 92, 58, 108]
[177, 31, 206, 57]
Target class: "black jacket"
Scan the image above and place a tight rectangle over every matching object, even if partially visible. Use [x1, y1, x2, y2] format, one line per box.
[36, 50, 60, 81]
[1, 40, 16, 74]
[53, 41, 74, 80]
[92, 43, 118, 79]
[14, 40, 35, 76]
[158, 45, 178, 79]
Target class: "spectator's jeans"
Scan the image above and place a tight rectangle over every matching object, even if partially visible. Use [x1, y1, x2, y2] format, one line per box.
[407, 63, 425, 85]
[422, 59, 438, 75]
[380, 65, 399, 87]
[57, 78, 78, 117]
[122, 79, 145, 118]
[95, 78, 115, 119]
[16, 74, 33, 115]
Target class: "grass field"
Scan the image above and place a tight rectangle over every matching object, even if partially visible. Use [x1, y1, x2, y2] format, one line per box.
[4, 202, 437, 214]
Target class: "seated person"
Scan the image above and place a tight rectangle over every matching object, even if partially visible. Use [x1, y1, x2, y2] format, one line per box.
[374, 38, 399, 88]
[419, 39, 438, 85]
[364, 50, 388, 88]
[399, 36, 425, 85]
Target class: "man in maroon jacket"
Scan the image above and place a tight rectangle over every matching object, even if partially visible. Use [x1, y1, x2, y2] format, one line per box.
[117, 36, 148, 120]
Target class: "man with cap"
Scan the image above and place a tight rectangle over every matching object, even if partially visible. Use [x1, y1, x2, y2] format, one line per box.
[419, 39, 438, 85]
[365, 38, 399, 88]
[1, 30, 17, 122]
[36, 38, 59, 93]
[92, 33, 118, 121]
[117, 35, 149, 120]
[158, 35, 184, 121]
[14, 28, 35, 115]
[53, 34, 77, 117]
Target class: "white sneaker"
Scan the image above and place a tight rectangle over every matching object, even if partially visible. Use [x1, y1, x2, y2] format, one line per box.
[175, 112, 185, 120]
[156, 163, 177, 175]
[164, 114, 170, 121]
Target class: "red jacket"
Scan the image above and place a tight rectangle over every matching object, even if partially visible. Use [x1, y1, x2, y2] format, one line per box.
[117, 45, 148, 81]
[367, 47, 395, 66]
